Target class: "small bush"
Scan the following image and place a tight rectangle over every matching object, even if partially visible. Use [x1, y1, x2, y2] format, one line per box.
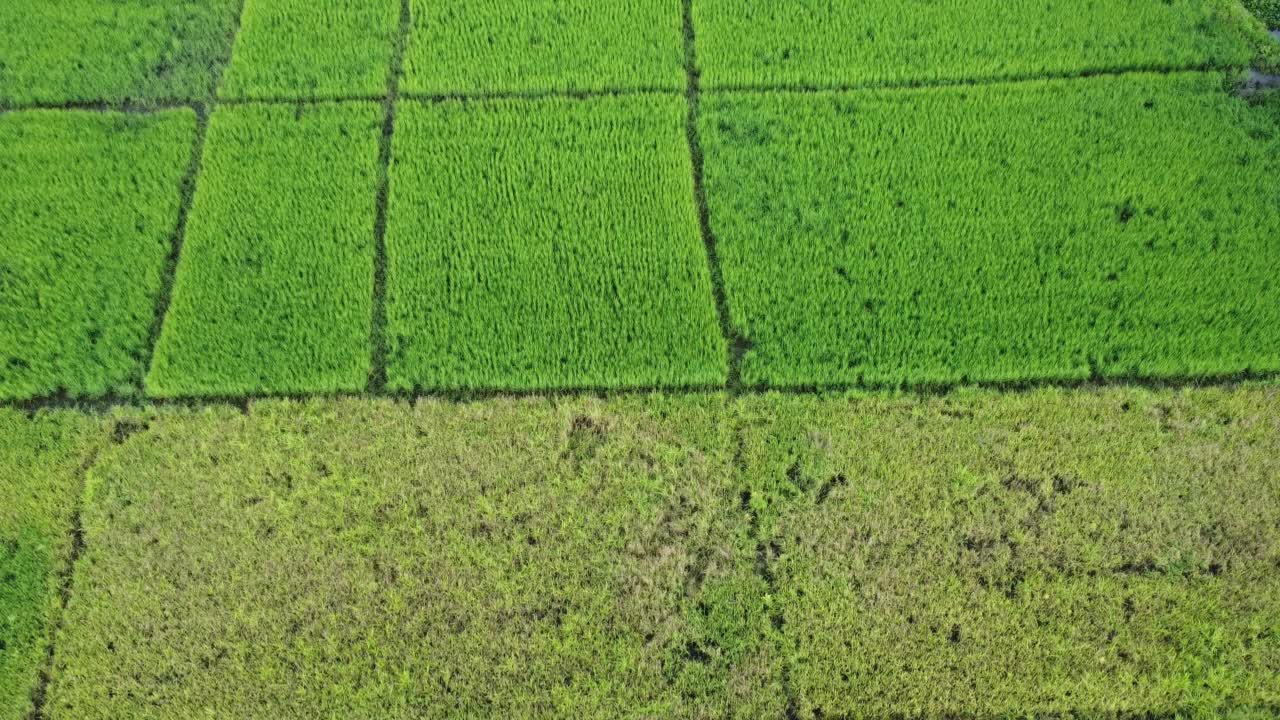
[147, 102, 383, 397]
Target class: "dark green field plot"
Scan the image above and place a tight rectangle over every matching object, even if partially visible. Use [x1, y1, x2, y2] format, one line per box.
[0, 111, 195, 400]
[402, 0, 685, 95]
[384, 95, 726, 391]
[1246, 0, 1280, 26]
[219, 0, 400, 100]
[0, 0, 239, 107]
[0, 410, 105, 720]
[700, 72, 1280, 388]
[44, 396, 777, 718]
[736, 386, 1280, 717]
[694, 0, 1261, 90]
[147, 102, 382, 398]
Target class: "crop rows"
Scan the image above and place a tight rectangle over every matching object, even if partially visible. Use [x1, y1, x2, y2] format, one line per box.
[3, 72, 1280, 398]
[0, 111, 196, 399]
[701, 72, 1280, 388]
[694, 0, 1272, 90]
[1, 387, 1276, 718]
[147, 103, 384, 397]
[219, 0, 401, 101]
[384, 95, 726, 391]
[1, 4, 1278, 400]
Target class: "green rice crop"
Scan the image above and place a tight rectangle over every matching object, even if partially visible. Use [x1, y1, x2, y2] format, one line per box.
[0, 110, 196, 400]
[699, 72, 1280, 388]
[0, 410, 106, 720]
[401, 0, 685, 95]
[695, 0, 1260, 89]
[0, 0, 240, 107]
[384, 95, 726, 391]
[146, 102, 382, 398]
[735, 385, 1280, 717]
[44, 396, 774, 718]
[219, 0, 400, 100]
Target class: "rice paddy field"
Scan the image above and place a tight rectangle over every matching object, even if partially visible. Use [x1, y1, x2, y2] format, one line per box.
[2, 1, 1279, 718]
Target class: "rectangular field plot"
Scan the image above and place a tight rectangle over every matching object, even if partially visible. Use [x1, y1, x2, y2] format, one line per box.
[219, 0, 400, 101]
[44, 397, 775, 718]
[0, 0, 240, 106]
[695, 0, 1259, 89]
[146, 103, 382, 397]
[735, 386, 1280, 717]
[700, 73, 1280, 388]
[0, 410, 106, 720]
[384, 95, 727, 391]
[1245, 0, 1280, 26]
[0, 111, 195, 400]
[402, 0, 685, 95]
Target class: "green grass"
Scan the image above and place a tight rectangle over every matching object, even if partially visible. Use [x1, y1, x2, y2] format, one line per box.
[0, 110, 196, 400]
[0, 0, 240, 107]
[735, 385, 1280, 717]
[401, 0, 685, 95]
[0, 409, 106, 720]
[383, 95, 727, 392]
[700, 72, 1280, 388]
[44, 396, 776, 718]
[147, 102, 383, 398]
[219, 0, 400, 100]
[694, 0, 1258, 90]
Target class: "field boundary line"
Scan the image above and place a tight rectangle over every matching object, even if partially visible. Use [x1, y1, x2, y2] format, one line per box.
[683, 0, 749, 393]
[368, 0, 413, 394]
[705, 62, 1237, 96]
[1, 62, 1253, 116]
[25, 447, 103, 720]
[4, 371, 1280, 416]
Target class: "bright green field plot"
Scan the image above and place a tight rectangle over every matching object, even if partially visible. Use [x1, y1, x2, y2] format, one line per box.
[0, 111, 195, 400]
[700, 72, 1280, 388]
[384, 95, 726, 391]
[220, 0, 400, 100]
[44, 396, 776, 718]
[0, 410, 105, 720]
[0, 0, 239, 107]
[147, 102, 382, 398]
[736, 386, 1280, 717]
[402, 0, 685, 95]
[694, 0, 1260, 90]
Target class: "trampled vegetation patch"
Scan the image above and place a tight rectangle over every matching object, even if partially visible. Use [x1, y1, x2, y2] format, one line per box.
[19, 387, 1280, 717]
[700, 72, 1280, 388]
[44, 396, 777, 718]
[401, 0, 686, 95]
[734, 386, 1280, 717]
[0, 110, 196, 400]
[383, 95, 727, 391]
[0, 0, 240, 107]
[219, 0, 401, 101]
[147, 102, 383, 398]
[695, 0, 1264, 90]
[0, 410, 106, 720]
